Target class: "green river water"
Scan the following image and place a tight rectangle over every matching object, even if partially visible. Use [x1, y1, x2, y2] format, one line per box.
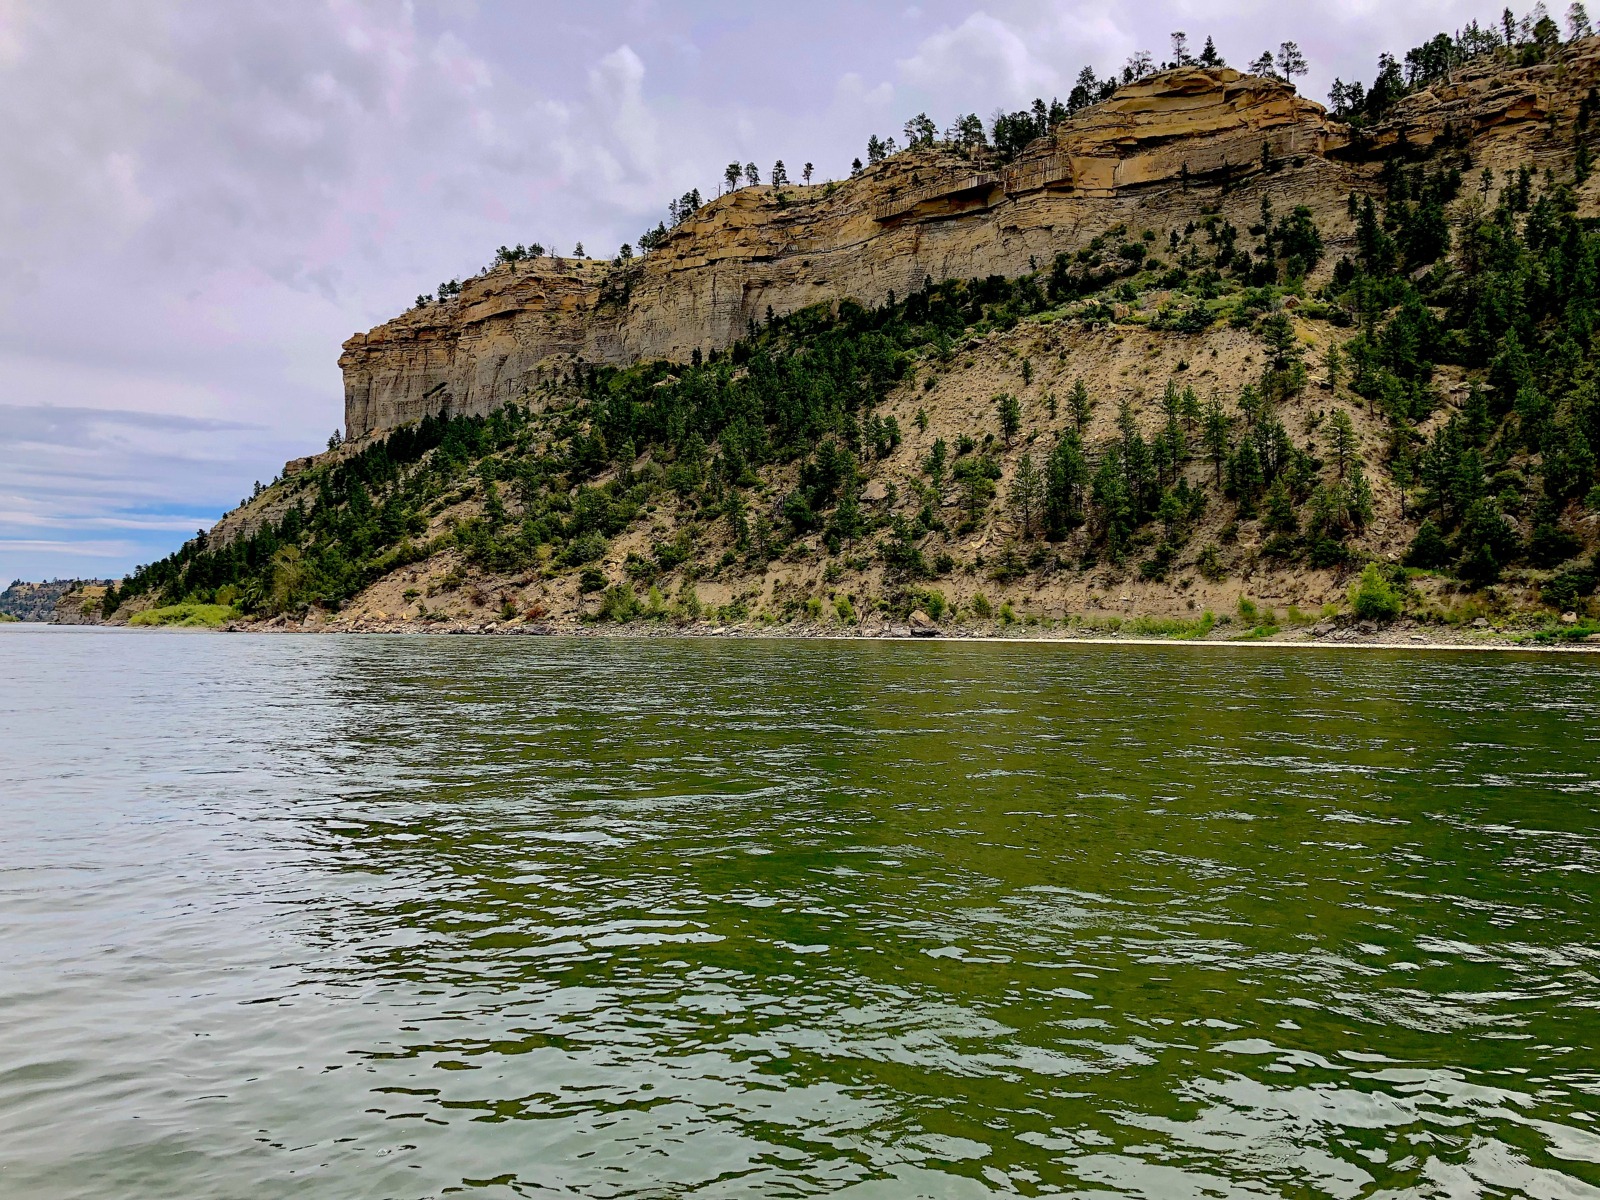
[1, 625, 1597, 1198]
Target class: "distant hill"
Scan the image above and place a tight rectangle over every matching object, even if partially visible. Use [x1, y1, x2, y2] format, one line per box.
[0, 579, 112, 623]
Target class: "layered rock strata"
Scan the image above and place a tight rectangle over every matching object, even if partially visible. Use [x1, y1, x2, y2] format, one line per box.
[339, 51, 1599, 440]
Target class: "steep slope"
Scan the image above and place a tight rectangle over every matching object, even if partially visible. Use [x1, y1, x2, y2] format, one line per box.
[107, 39, 1600, 643]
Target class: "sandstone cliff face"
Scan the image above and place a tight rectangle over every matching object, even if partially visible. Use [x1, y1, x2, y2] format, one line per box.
[338, 50, 1599, 441]
[341, 67, 1351, 439]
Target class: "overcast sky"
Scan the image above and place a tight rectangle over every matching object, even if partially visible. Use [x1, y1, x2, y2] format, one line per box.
[1, 0, 1500, 585]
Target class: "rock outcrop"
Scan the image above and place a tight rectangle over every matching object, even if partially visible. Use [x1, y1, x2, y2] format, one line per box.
[50, 583, 109, 625]
[339, 49, 1600, 441]
[341, 67, 1353, 439]
[0, 579, 110, 623]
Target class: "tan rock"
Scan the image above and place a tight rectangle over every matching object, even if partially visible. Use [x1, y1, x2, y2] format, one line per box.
[339, 67, 1352, 439]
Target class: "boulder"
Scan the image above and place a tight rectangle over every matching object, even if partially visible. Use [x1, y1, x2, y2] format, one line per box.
[909, 610, 939, 637]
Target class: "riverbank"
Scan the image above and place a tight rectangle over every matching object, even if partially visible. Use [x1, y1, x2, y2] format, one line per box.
[186, 611, 1600, 652]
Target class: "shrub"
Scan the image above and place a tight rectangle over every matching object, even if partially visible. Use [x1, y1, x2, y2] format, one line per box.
[971, 592, 993, 618]
[1529, 522, 1582, 568]
[1542, 567, 1596, 612]
[1405, 519, 1449, 568]
[128, 603, 237, 628]
[562, 531, 608, 566]
[1197, 543, 1226, 581]
[1349, 562, 1402, 622]
[599, 584, 640, 622]
[1129, 611, 1215, 639]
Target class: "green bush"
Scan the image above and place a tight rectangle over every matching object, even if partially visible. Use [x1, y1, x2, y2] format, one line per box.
[1129, 611, 1215, 639]
[129, 603, 238, 628]
[910, 588, 947, 619]
[1349, 563, 1402, 622]
[598, 584, 640, 622]
[1542, 567, 1596, 612]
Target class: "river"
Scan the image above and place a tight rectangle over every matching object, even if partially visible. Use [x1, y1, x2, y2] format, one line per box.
[2, 625, 1598, 1198]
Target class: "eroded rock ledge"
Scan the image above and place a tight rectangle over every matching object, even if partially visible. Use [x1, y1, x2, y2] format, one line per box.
[339, 51, 1600, 441]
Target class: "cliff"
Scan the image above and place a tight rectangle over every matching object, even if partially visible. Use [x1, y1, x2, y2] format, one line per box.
[0, 579, 110, 623]
[338, 49, 1600, 444]
[340, 68, 1347, 439]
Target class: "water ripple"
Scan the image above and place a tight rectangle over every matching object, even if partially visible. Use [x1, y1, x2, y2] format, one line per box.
[1, 627, 1598, 1197]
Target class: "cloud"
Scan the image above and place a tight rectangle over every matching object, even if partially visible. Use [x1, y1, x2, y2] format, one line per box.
[0, 402, 294, 581]
[0, 538, 142, 558]
[897, 12, 1062, 110]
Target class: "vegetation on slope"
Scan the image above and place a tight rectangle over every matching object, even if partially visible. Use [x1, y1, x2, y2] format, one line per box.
[106, 11, 1600, 630]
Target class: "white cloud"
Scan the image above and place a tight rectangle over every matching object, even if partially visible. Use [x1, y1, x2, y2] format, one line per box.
[0, 538, 143, 558]
[897, 11, 1061, 109]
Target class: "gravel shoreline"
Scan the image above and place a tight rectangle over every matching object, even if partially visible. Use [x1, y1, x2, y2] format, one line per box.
[189, 615, 1600, 653]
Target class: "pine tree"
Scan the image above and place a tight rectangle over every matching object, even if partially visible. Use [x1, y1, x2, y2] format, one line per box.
[1263, 476, 1298, 533]
[1330, 408, 1358, 478]
[998, 393, 1022, 443]
[1011, 453, 1045, 538]
[1180, 385, 1201, 431]
[1276, 41, 1309, 84]
[1045, 430, 1088, 536]
[1203, 396, 1231, 484]
[1068, 378, 1092, 430]
[830, 483, 864, 548]
[1348, 461, 1375, 528]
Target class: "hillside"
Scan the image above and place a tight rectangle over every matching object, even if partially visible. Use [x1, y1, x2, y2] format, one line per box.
[0, 579, 110, 624]
[103, 24, 1600, 644]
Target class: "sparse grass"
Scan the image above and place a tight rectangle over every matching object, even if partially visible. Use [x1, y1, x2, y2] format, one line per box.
[1236, 623, 1282, 640]
[1523, 618, 1600, 645]
[129, 603, 239, 628]
[1128, 610, 1216, 639]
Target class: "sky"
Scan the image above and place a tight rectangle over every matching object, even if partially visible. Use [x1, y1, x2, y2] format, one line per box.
[0, 0, 1503, 585]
